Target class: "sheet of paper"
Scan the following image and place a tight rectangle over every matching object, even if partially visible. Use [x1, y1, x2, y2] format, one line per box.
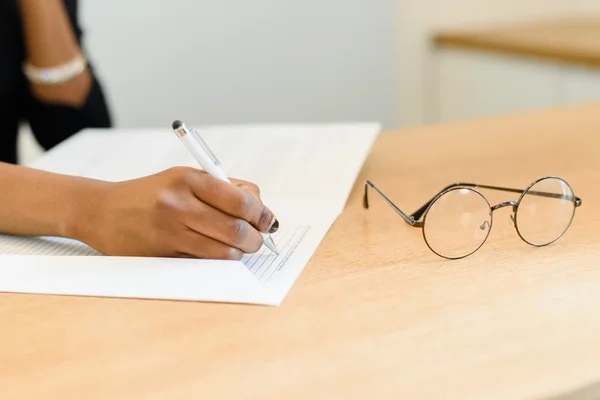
[0, 124, 379, 305]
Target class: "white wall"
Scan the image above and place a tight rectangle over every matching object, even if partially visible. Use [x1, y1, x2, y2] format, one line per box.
[397, 0, 600, 127]
[20, 0, 600, 164]
[78, 0, 399, 130]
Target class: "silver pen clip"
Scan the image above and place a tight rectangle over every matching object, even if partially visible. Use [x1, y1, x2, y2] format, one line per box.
[191, 128, 221, 167]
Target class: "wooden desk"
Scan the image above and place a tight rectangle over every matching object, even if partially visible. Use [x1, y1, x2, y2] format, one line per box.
[2, 104, 600, 399]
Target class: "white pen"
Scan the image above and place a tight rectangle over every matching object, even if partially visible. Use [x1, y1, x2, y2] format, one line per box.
[171, 120, 280, 255]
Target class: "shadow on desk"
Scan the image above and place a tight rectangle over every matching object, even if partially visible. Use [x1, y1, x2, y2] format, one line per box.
[546, 381, 600, 400]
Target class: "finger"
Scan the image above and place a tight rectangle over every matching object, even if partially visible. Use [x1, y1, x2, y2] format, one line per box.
[230, 178, 260, 201]
[180, 200, 263, 254]
[186, 172, 276, 233]
[176, 228, 245, 260]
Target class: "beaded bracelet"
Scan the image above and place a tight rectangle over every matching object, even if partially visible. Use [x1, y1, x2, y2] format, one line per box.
[23, 54, 87, 85]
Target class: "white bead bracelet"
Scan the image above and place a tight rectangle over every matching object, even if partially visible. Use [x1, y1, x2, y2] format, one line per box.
[23, 54, 87, 85]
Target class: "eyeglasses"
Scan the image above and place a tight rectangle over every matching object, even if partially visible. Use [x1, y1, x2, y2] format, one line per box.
[363, 176, 582, 259]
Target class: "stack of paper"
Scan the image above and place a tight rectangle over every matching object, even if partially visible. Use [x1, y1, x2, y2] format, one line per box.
[0, 124, 380, 305]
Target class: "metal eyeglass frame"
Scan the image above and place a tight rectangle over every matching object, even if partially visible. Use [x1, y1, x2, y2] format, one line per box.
[363, 176, 583, 259]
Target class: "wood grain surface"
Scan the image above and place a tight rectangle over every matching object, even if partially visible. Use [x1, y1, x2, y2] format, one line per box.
[1, 103, 600, 399]
[433, 18, 600, 68]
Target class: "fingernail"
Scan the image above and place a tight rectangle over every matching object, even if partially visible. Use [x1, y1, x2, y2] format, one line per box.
[268, 218, 279, 234]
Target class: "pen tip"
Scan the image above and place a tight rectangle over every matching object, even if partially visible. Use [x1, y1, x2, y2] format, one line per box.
[172, 120, 183, 130]
[263, 234, 280, 255]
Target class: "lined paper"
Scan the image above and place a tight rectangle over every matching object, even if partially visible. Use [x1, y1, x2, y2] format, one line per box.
[0, 225, 310, 284]
[0, 123, 380, 305]
[0, 235, 101, 256]
[242, 225, 310, 283]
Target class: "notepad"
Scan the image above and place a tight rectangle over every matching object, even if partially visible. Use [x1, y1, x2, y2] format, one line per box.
[0, 124, 380, 305]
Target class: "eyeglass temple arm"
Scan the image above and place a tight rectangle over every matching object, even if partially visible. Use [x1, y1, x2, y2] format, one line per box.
[410, 182, 582, 221]
[476, 184, 581, 207]
[363, 181, 421, 227]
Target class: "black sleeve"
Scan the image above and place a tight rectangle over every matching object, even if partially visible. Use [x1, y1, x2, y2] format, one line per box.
[0, 0, 28, 164]
[24, 0, 112, 151]
[25, 68, 112, 150]
[0, 103, 20, 165]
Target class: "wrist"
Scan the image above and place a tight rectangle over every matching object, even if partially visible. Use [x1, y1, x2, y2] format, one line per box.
[59, 178, 112, 242]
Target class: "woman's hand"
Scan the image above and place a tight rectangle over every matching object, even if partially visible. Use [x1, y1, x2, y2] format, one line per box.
[71, 167, 278, 259]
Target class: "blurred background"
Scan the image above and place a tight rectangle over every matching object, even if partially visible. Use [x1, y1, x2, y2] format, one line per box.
[19, 0, 600, 162]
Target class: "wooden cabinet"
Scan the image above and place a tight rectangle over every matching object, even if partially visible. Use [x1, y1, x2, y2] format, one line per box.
[431, 18, 600, 123]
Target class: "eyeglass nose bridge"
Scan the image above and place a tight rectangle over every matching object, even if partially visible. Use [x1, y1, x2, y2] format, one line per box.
[491, 200, 517, 212]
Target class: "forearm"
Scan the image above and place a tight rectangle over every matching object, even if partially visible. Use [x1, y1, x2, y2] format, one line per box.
[0, 164, 278, 259]
[0, 162, 104, 239]
[18, 0, 91, 107]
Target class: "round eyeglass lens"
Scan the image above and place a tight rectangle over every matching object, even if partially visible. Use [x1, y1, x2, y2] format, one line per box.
[423, 188, 492, 259]
[516, 177, 576, 246]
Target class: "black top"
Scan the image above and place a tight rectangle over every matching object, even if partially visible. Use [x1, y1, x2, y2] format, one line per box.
[0, 0, 111, 164]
